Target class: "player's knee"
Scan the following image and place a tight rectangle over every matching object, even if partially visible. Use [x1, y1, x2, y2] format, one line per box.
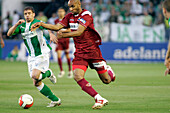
[73, 72, 83, 81]
[102, 79, 111, 84]
[32, 79, 40, 87]
[34, 82, 40, 87]
[32, 74, 39, 80]
[65, 51, 69, 55]
[58, 55, 61, 58]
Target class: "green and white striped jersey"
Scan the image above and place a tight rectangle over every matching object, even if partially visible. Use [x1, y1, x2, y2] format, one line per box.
[13, 19, 51, 57]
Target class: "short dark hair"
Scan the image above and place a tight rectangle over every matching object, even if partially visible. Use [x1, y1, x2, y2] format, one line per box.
[163, 0, 170, 12]
[24, 6, 35, 13]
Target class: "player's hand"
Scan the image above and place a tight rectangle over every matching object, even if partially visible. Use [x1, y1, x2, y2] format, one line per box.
[49, 32, 58, 44]
[0, 38, 5, 48]
[31, 22, 42, 31]
[57, 31, 63, 39]
[16, 19, 25, 26]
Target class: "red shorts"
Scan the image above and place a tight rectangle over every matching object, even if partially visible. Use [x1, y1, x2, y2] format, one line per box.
[55, 38, 69, 51]
[72, 57, 107, 74]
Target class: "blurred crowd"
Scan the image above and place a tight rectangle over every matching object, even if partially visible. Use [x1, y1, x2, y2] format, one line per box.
[0, 0, 168, 40]
[82, 0, 164, 25]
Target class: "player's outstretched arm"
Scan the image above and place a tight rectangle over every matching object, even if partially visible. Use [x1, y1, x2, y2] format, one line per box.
[7, 19, 25, 36]
[31, 22, 64, 31]
[57, 24, 85, 38]
[59, 28, 71, 33]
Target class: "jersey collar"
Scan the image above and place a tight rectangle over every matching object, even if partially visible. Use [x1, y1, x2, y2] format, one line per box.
[73, 9, 86, 17]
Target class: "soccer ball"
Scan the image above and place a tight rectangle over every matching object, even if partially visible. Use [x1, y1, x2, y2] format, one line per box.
[18, 94, 33, 109]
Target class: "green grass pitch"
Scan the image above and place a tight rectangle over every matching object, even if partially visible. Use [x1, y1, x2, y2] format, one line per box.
[0, 61, 170, 113]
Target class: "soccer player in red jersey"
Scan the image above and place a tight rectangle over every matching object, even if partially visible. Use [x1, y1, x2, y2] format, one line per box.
[55, 8, 73, 78]
[31, 0, 116, 109]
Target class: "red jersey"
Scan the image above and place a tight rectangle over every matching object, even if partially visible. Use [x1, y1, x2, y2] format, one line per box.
[59, 9, 103, 59]
[54, 18, 69, 43]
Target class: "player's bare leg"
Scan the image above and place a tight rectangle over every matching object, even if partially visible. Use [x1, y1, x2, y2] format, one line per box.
[31, 69, 60, 107]
[57, 50, 65, 78]
[98, 72, 112, 84]
[91, 62, 115, 109]
[65, 49, 73, 78]
[98, 67, 116, 84]
[73, 68, 85, 81]
[73, 68, 107, 109]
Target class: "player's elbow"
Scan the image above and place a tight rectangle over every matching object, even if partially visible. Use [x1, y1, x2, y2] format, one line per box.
[7, 32, 11, 37]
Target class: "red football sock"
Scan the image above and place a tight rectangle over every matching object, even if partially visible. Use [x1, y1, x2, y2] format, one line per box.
[67, 58, 71, 71]
[77, 78, 98, 97]
[58, 58, 63, 71]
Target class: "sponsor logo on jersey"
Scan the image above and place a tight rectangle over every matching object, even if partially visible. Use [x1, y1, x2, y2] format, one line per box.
[78, 18, 86, 24]
[69, 23, 79, 30]
[21, 31, 37, 39]
[69, 19, 74, 21]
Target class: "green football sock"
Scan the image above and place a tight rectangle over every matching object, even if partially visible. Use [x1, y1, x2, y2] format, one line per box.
[39, 70, 51, 80]
[40, 84, 59, 101]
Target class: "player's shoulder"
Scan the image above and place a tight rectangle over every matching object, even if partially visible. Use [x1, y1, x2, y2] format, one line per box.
[33, 18, 41, 23]
[54, 18, 59, 24]
[55, 18, 59, 21]
[65, 12, 73, 17]
[17, 22, 26, 29]
[81, 9, 92, 17]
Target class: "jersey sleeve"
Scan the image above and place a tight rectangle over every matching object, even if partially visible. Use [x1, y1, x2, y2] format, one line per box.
[59, 14, 70, 27]
[54, 19, 59, 25]
[12, 25, 21, 35]
[77, 14, 92, 28]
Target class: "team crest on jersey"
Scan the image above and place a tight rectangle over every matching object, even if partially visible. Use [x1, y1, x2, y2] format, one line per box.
[78, 18, 86, 24]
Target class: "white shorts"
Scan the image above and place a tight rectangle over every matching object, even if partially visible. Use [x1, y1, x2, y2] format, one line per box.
[27, 53, 50, 78]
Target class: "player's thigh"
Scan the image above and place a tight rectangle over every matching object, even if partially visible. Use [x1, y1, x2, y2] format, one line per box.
[72, 58, 88, 81]
[89, 60, 107, 74]
[64, 49, 70, 58]
[98, 72, 111, 84]
[57, 50, 62, 58]
[33, 54, 50, 74]
[31, 69, 41, 79]
[73, 68, 86, 81]
[89, 60, 110, 80]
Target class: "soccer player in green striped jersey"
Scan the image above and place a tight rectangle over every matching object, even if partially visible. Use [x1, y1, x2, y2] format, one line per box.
[162, 0, 170, 75]
[7, 6, 61, 107]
